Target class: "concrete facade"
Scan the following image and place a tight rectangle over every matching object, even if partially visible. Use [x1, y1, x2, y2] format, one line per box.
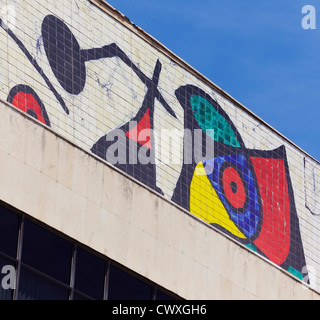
[0, 99, 319, 299]
[0, 0, 320, 299]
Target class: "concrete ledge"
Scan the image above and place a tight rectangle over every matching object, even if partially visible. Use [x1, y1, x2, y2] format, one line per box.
[0, 99, 319, 299]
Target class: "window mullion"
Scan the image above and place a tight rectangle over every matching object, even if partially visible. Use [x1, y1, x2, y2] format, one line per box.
[13, 215, 25, 300]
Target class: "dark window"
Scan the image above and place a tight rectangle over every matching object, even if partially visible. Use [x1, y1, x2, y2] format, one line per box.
[108, 264, 152, 300]
[0, 206, 19, 257]
[73, 293, 91, 300]
[155, 288, 175, 300]
[74, 247, 105, 300]
[21, 219, 72, 284]
[17, 268, 69, 300]
[0, 204, 178, 301]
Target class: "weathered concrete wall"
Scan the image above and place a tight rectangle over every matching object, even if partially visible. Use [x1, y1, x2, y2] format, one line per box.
[1, 0, 320, 295]
[0, 100, 319, 299]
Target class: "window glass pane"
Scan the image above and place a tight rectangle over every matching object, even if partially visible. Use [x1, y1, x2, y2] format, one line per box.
[0, 206, 19, 257]
[22, 219, 72, 284]
[17, 268, 69, 300]
[155, 289, 175, 300]
[73, 292, 91, 300]
[74, 247, 105, 300]
[0, 256, 15, 300]
[108, 265, 152, 300]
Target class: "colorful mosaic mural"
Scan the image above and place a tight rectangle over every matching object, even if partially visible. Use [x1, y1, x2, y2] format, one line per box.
[0, 0, 319, 289]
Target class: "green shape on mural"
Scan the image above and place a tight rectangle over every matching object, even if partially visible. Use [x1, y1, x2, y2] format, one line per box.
[246, 243, 258, 252]
[190, 95, 241, 147]
[287, 266, 304, 281]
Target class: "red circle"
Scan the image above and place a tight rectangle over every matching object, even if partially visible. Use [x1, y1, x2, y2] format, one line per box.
[12, 92, 46, 125]
[222, 166, 246, 209]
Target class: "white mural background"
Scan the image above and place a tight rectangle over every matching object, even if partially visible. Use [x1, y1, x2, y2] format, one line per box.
[0, 0, 319, 291]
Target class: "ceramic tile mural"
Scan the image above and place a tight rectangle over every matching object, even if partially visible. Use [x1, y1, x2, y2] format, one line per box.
[1, 0, 320, 290]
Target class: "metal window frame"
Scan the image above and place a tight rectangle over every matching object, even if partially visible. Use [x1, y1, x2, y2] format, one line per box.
[0, 202, 180, 300]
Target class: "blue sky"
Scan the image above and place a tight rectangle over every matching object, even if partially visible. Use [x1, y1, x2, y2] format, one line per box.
[106, 0, 320, 161]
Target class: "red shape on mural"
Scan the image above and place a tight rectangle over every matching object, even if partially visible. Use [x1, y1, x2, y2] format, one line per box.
[12, 91, 47, 125]
[250, 157, 291, 266]
[222, 166, 247, 209]
[126, 109, 152, 149]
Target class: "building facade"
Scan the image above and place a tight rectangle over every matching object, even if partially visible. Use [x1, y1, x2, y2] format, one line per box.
[0, 0, 319, 299]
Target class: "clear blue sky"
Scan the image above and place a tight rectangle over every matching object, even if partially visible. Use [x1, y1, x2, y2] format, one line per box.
[106, 0, 320, 161]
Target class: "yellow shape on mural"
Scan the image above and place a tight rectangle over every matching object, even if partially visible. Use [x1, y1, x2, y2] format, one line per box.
[190, 162, 246, 239]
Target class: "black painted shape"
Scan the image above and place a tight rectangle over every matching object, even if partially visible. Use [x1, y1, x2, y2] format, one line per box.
[0, 18, 69, 115]
[41, 15, 177, 119]
[230, 181, 238, 193]
[91, 60, 165, 195]
[42, 15, 86, 95]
